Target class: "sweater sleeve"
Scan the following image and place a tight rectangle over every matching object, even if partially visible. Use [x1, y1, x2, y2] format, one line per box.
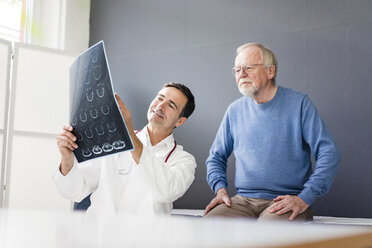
[134, 145, 196, 203]
[297, 96, 341, 205]
[206, 109, 234, 193]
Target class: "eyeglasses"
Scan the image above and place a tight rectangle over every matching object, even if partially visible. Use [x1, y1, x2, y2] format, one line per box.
[231, 64, 266, 76]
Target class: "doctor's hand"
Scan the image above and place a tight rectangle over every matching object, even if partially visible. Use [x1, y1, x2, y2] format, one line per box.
[115, 93, 134, 134]
[204, 188, 231, 216]
[115, 92, 143, 164]
[56, 125, 78, 175]
[268, 195, 309, 221]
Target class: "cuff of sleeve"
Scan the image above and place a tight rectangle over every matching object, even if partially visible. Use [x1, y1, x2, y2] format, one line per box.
[297, 189, 317, 206]
[213, 181, 228, 194]
[52, 162, 83, 200]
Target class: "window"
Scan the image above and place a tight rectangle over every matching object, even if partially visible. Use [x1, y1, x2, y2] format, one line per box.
[0, 0, 89, 53]
[0, 0, 23, 42]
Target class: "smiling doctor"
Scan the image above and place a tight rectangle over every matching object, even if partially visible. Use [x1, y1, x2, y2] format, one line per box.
[54, 82, 196, 215]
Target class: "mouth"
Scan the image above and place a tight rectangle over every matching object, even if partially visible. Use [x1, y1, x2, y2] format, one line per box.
[239, 80, 252, 87]
[152, 109, 164, 119]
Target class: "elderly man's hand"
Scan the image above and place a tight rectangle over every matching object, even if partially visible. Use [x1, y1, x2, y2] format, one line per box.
[204, 188, 231, 216]
[268, 195, 309, 221]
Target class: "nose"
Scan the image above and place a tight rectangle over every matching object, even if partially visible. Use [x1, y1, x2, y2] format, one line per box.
[157, 101, 166, 110]
[236, 71, 247, 83]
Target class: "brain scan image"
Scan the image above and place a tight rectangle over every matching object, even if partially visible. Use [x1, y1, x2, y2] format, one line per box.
[86, 89, 94, 102]
[90, 109, 98, 119]
[92, 65, 102, 81]
[76, 132, 84, 142]
[107, 122, 117, 133]
[85, 129, 93, 139]
[95, 125, 105, 136]
[92, 145, 103, 155]
[82, 148, 92, 157]
[72, 116, 77, 125]
[70, 41, 133, 162]
[97, 87, 105, 98]
[113, 140, 126, 150]
[80, 113, 88, 122]
[101, 105, 110, 115]
[102, 143, 114, 153]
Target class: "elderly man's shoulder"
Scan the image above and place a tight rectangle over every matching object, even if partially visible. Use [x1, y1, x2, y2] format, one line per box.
[278, 86, 312, 104]
[280, 86, 307, 97]
[228, 95, 251, 109]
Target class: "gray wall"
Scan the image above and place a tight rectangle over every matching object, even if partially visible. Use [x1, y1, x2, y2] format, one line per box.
[89, 0, 372, 218]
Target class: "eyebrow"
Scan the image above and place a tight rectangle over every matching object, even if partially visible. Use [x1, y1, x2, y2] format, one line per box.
[158, 94, 178, 110]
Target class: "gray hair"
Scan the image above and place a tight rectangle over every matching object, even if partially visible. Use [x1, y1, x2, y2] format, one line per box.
[236, 43, 278, 84]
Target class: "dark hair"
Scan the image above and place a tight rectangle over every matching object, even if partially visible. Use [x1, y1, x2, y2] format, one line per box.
[163, 82, 195, 118]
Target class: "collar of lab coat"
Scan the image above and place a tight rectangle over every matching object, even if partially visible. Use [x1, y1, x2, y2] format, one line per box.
[137, 125, 175, 151]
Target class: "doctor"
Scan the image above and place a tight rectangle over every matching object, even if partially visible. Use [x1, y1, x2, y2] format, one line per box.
[54, 82, 196, 215]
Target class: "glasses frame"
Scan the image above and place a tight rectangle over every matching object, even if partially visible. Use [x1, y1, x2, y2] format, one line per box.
[231, 64, 268, 77]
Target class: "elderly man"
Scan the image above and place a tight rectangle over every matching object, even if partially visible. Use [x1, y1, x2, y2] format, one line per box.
[54, 82, 196, 215]
[204, 43, 340, 221]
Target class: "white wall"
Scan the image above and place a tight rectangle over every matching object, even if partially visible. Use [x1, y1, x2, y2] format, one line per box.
[63, 0, 91, 54]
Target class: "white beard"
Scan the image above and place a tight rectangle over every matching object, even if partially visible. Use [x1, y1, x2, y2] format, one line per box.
[238, 81, 257, 98]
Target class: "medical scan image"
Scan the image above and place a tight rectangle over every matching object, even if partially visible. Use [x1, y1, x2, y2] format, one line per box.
[69, 41, 133, 162]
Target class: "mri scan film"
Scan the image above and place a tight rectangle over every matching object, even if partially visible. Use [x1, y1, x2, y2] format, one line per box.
[69, 41, 133, 163]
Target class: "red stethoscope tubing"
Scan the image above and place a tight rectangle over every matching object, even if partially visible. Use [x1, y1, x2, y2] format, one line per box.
[135, 130, 176, 163]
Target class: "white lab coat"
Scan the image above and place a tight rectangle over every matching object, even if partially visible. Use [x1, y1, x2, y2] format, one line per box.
[53, 126, 196, 215]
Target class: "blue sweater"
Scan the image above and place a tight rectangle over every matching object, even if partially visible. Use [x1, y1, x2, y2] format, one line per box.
[206, 86, 341, 205]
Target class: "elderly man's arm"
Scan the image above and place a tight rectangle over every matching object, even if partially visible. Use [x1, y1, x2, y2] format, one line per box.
[269, 95, 341, 220]
[205, 110, 234, 214]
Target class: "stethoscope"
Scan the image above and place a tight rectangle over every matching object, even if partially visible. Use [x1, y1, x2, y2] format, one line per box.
[117, 130, 177, 175]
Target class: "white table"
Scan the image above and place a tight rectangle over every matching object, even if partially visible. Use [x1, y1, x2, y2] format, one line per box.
[1, 209, 372, 248]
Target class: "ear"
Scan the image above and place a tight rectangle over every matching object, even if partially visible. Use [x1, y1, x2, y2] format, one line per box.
[174, 116, 187, 128]
[267, 65, 276, 80]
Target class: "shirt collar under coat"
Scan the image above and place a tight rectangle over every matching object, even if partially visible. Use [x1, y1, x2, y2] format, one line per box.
[136, 125, 176, 151]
